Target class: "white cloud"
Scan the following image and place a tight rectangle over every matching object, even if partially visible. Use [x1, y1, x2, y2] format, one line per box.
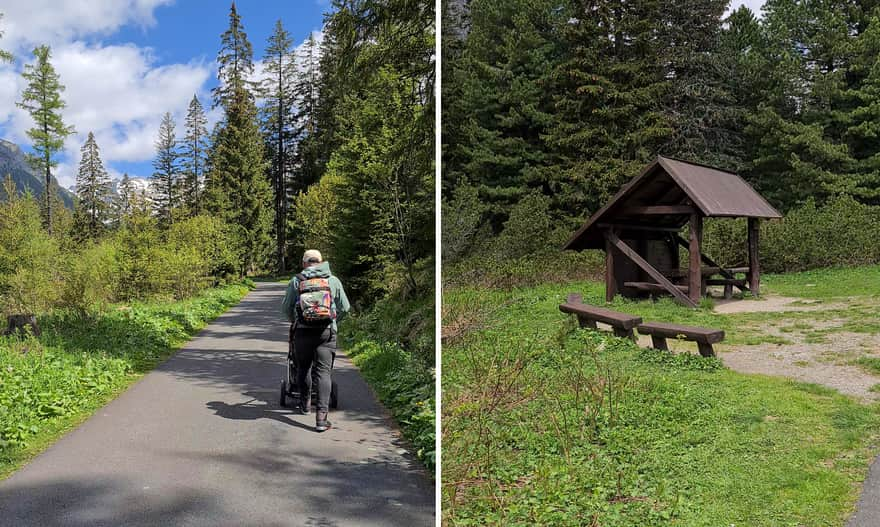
[0, 41, 212, 188]
[0, 0, 217, 188]
[0, 0, 174, 53]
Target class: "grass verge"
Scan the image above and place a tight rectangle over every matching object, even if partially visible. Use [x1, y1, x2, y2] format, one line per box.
[342, 293, 436, 473]
[442, 279, 880, 526]
[0, 282, 251, 480]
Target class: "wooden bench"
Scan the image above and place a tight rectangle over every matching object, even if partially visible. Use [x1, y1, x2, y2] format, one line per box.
[559, 293, 642, 340]
[705, 278, 747, 299]
[624, 281, 689, 293]
[636, 321, 724, 357]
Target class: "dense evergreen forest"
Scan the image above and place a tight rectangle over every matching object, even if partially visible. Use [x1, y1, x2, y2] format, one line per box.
[442, 0, 880, 274]
[1, 0, 434, 320]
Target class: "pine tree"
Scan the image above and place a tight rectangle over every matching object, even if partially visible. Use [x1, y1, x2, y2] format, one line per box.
[16, 45, 75, 234]
[206, 2, 272, 273]
[546, 0, 672, 216]
[181, 95, 209, 215]
[114, 172, 136, 225]
[259, 19, 297, 273]
[293, 32, 322, 193]
[74, 132, 111, 238]
[153, 112, 181, 225]
[446, 0, 565, 228]
[212, 1, 254, 111]
[311, 0, 435, 297]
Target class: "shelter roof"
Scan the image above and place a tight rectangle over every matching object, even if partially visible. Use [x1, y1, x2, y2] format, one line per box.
[563, 156, 782, 250]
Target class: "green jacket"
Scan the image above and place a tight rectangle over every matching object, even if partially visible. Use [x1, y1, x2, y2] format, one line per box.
[281, 261, 350, 332]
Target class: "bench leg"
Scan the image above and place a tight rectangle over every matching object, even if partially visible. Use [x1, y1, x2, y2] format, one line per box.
[651, 335, 668, 351]
[697, 342, 715, 357]
[577, 316, 597, 329]
[613, 327, 635, 341]
[723, 284, 733, 299]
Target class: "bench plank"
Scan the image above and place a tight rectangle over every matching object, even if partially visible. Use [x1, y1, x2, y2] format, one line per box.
[624, 281, 689, 292]
[559, 303, 643, 330]
[637, 321, 724, 344]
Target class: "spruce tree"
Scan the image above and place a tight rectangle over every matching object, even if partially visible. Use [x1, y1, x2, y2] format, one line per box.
[152, 112, 181, 225]
[259, 19, 297, 273]
[181, 95, 208, 215]
[447, 0, 565, 227]
[547, 0, 672, 216]
[16, 45, 75, 234]
[293, 32, 322, 193]
[207, 2, 272, 273]
[74, 132, 111, 238]
[114, 172, 135, 225]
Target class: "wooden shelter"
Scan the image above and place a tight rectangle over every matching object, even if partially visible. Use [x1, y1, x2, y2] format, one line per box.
[563, 156, 782, 308]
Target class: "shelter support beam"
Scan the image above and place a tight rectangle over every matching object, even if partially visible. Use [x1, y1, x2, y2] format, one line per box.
[673, 234, 748, 292]
[748, 218, 760, 296]
[689, 213, 703, 304]
[606, 230, 697, 308]
[605, 232, 617, 303]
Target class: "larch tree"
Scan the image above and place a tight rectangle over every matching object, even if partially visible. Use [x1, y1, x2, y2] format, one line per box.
[74, 132, 111, 238]
[16, 45, 75, 234]
[181, 94, 209, 215]
[207, 1, 272, 273]
[259, 19, 297, 273]
[153, 112, 181, 225]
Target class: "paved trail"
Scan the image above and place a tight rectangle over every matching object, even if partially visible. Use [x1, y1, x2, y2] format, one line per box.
[0, 283, 434, 526]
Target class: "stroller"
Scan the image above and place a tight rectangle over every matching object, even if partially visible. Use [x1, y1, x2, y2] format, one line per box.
[279, 323, 339, 409]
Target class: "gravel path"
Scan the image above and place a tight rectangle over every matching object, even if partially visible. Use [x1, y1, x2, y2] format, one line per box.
[0, 283, 434, 526]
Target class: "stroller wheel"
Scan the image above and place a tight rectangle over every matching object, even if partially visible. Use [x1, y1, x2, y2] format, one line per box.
[330, 379, 339, 409]
[279, 380, 288, 407]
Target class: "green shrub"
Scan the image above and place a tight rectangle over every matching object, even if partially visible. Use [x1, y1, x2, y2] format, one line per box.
[441, 182, 490, 264]
[0, 187, 61, 316]
[704, 195, 880, 273]
[60, 240, 122, 314]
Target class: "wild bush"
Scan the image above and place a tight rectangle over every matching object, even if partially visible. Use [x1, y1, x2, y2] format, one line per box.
[60, 240, 122, 314]
[704, 195, 880, 273]
[0, 184, 61, 316]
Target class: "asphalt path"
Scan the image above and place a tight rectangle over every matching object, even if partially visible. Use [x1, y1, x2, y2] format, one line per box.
[847, 456, 880, 527]
[0, 282, 434, 526]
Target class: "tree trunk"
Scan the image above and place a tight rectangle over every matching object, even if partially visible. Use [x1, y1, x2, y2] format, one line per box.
[5, 314, 41, 337]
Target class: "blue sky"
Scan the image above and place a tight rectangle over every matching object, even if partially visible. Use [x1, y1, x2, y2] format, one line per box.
[0, 0, 329, 188]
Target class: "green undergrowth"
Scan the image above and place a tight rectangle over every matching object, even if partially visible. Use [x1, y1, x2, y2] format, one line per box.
[442, 281, 880, 526]
[0, 282, 251, 479]
[342, 293, 435, 474]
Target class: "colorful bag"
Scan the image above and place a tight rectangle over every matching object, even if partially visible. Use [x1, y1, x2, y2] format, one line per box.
[296, 274, 334, 324]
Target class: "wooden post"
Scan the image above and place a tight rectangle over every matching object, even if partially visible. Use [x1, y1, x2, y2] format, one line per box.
[605, 232, 617, 303]
[689, 213, 703, 305]
[606, 231, 697, 308]
[748, 218, 760, 296]
[668, 234, 680, 277]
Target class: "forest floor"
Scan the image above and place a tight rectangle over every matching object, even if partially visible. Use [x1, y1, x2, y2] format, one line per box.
[442, 264, 880, 526]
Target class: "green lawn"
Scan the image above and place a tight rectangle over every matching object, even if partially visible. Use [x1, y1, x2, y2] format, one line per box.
[0, 283, 251, 480]
[442, 265, 880, 526]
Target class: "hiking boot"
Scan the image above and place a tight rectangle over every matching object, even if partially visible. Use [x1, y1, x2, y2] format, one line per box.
[315, 411, 332, 432]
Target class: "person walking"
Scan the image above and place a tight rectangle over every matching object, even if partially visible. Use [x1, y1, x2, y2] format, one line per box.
[281, 250, 351, 432]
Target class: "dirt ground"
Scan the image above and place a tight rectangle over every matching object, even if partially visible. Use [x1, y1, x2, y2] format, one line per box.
[714, 294, 880, 402]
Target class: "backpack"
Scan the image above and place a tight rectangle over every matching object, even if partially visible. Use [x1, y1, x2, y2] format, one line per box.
[296, 273, 335, 325]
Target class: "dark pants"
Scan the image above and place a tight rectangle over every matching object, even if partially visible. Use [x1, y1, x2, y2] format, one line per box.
[294, 326, 336, 412]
